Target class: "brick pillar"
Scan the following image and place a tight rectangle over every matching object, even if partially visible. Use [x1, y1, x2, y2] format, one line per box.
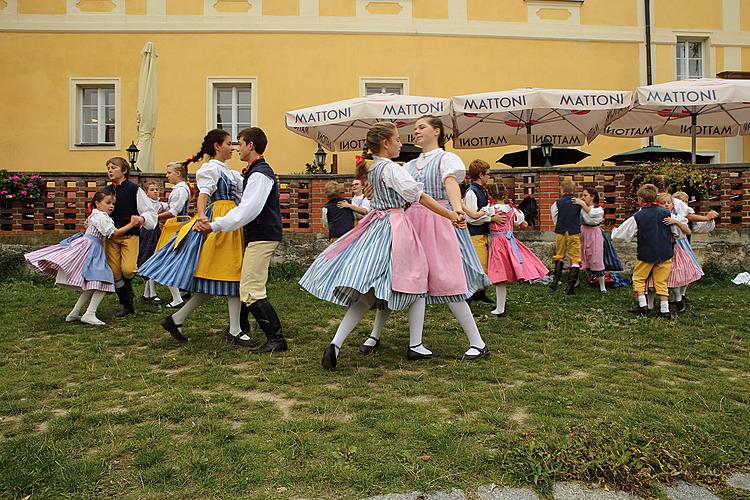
[537, 170, 559, 231]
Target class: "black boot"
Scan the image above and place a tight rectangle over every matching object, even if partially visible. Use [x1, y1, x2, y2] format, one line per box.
[240, 302, 251, 334]
[470, 288, 494, 304]
[248, 299, 288, 354]
[550, 260, 564, 290]
[565, 267, 580, 295]
[115, 278, 135, 317]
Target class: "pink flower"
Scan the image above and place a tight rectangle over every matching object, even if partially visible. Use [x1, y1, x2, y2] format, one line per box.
[31, 175, 39, 180]
[12, 175, 20, 181]
[27, 183, 33, 187]
[0, 190, 6, 195]
[20, 190, 28, 196]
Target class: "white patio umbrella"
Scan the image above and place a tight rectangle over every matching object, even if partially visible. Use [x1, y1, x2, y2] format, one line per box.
[603, 78, 750, 163]
[451, 88, 633, 167]
[285, 94, 453, 152]
[135, 42, 158, 172]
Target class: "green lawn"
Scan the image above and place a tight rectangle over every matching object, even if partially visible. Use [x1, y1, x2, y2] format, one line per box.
[0, 274, 748, 499]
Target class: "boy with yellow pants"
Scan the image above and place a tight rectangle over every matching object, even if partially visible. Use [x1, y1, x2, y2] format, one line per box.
[550, 179, 582, 295]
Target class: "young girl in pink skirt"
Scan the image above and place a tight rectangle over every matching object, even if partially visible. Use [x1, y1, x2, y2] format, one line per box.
[466, 182, 548, 317]
[25, 190, 141, 325]
[575, 187, 608, 293]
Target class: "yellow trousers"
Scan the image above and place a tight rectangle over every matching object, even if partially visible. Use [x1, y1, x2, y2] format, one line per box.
[471, 234, 489, 274]
[554, 232, 581, 265]
[240, 241, 279, 305]
[632, 259, 672, 297]
[105, 234, 139, 281]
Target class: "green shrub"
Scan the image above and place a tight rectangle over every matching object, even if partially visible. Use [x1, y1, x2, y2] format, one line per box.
[0, 251, 26, 281]
[268, 261, 304, 282]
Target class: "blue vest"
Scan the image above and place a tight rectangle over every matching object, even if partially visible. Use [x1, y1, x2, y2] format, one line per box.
[633, 205, 674, 263]
[466, 183, 490, 236]
[242, 159, 283, 244]
[106, 179, 140, 237]
[324, 197, 355, 239]
[554, 194, 582, 235]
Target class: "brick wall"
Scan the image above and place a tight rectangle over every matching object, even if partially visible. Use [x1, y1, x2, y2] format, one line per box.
[1, 165, 749, 235]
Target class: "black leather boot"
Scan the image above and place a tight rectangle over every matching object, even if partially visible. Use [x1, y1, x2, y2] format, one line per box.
[550, 260, 564, 290]
[470, 288, 494, 304]
[248, 299, 288, 354]
[115, 278, 135, 317]
[565, 267, 580, 295]
[240, 302, 251, 334]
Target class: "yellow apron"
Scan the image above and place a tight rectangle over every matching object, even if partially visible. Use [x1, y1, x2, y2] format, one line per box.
[155, 215, 191, 251]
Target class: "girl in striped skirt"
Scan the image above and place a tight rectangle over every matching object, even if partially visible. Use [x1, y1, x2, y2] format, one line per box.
[138, 180, 166, 304]
[25, 190, 141, 325]
[300, 122, 463, 371]
[360, 116, 492, 362]
[140, 129, 253, 346]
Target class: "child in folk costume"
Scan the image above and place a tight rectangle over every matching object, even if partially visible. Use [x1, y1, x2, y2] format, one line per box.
[321, 181, 355, 242]
[139, 181, 166, 304]
[338, 178, 371, 223]
[360, 116, 492, 361]
[550, 179, 583, 295]
[154, 161, 193, 308]
[299, 122, 463, 370]
[465, 182, 548, 317]
[25, 190, 141, 325]
[139, 129, 253, 347]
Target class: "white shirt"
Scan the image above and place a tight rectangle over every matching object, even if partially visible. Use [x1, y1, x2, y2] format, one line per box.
[196, 159, 243, 203]
[89, 209, 117, 238]
[211, 172, 274, 233]
[611, 208, 685, 241]
[372, 156, 424, 203]
[581, 206, 604, 226]
[134, 186, 158, 230]
[412, 148, 466, 183]
[672, 197, 692, 219]
[167, 181, 190, 216]
[464, 185, 491, 225]
[351, 194, 371, 220]
[481, 203, 525, 226]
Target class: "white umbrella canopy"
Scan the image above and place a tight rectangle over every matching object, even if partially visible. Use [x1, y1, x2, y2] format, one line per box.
[603, 78, 750, 163]
[451, 88, 633, 158]
[285, 94, 453, 152]
[135, 42, 158, 172]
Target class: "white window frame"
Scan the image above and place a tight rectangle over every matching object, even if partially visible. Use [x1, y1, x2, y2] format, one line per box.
[69, 77, 121, 150]
[206, 77, 258, 142]
[359, 77, 410, 97]
[675, 37, 706, 80]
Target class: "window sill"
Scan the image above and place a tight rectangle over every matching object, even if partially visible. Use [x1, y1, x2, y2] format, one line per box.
[70, 143, 119, 151]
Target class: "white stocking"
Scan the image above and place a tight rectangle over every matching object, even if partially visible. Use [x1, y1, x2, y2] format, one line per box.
[447, 301, 486, 354]
[364, 308, 390, 347]
[330, 292, 377, 354]
[599, 275, 607, 292]
[85, 291, 106, 316]
[407, 297, 431, 355]
[168, 286, 183, 305]
[70, 291, 93, 317]
[492, 284, 507, 315]
[171, 293, 211, 331]
[228, 296, 251, 340]
[646, 292, 656, 310]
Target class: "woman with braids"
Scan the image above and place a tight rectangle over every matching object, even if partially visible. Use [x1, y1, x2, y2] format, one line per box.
[360, 115, 492, 362]
[140, 129, 255, 347]
[299, 122, 464, 371]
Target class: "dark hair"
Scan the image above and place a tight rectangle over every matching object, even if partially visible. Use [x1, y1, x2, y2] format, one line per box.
[417, 115, 446, 149]
[487, 182, 507, 202]
[106, 157, 130, 178]
[90, 189, 114, 213]
[237, 127, 268, 155]
[583, 187, 600, 205]
[355, 122, 398, 182]
[468, 159, 490, 181]
[143, 180, 159, 191]
[637, 183, 658, 202]
[184, 128, 231, 169]
[652, 174, 672, 193]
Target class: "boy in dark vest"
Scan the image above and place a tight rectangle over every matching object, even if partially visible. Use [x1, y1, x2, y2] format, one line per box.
[550, 179, 582, 294]
[104, 157, 158, 316]
[195, 127, 287, 353]
[321, 181, 355, 242]
[612, 183, 674, 318]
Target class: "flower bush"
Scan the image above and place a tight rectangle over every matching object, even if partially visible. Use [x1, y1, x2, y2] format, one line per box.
[0, 170, 45, 200]
[630, 160, 717, 200]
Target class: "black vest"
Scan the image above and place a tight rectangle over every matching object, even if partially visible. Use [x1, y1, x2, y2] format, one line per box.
[554, 194, 582, 235]
[242, 159, 283, 244]
[106, 180, 140, 237]
[325, 198, 355, 239]
[633, 205, 674, 263]
[466, 183, 490, 236]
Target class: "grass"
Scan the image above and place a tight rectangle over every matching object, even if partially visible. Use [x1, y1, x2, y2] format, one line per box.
[0, 272, 748, 499]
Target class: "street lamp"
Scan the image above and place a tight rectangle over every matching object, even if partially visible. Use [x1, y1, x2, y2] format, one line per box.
[126, 142, 141, 173]
[314, 144, 327, 174]
[540, 138, 553, 167]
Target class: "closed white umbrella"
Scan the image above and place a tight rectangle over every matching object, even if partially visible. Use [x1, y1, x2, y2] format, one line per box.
[135, 42, 158, 172]
[285, 94, 453, 152]
[452, 88, 633, 167]
[603, 78, 750, 163]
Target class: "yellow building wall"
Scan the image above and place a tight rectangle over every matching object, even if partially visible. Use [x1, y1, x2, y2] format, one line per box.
[0, 32, 647, 174]
[581, 0, 638, 27]
[320, 0, 356, 17]
[125, 0, 147, 16]
[263, 0, 299, 16]
[467, 0, 526, 22]
[166, 0, 203, 16]
[18, 0, 66, 14]
[413, 0, 449, 20]
[654, 0, 723, 30]
[742, 0, 750, 31]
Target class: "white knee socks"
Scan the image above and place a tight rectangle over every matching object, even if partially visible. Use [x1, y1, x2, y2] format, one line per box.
[81, 291, 107, 325]
[646, 292, 656, 309]
[672, 287, 683, 302]
[599, 275, 607, 292]
[171, 292, 211, 332]
[447, 300, 485, 354]
[407, 297, 431, 355]
[227, 296, 243, 337]
[143, 279, 157, 299]
[68, 290, 93, 320]
[330, 293, 377, 354]
[364, 308, 390, 347]
[492, 284, 507, 315]
[168, 286, 183, 306]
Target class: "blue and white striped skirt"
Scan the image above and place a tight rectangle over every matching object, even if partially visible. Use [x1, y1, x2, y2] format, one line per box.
[299, 214, 421, 311]
[675, 238, 702, 271]
[427, 227, 492, 305]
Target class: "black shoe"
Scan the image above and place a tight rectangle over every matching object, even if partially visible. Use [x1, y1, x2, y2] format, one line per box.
[461, 345, 490, 362]
[165, 301, 184, 309]
[489, 310, 507, 318]
[143, 296, 162, 305]
[565, 267, 580, 295]
[630, 305, 651, 315]
[673, 299, 687, 314]
[161, 315, 188, 343]
[550, 260, 564, 290]
[115, 279, 135, 317]
[226, 331, 260, 348]
[406, 343, 432, 361]
[322, 344, 338, 371]
[360, 335, 380, 355]
[471, 289, 494, 304]
[656, 310, 672, 319]
[248, 299, 288, 354]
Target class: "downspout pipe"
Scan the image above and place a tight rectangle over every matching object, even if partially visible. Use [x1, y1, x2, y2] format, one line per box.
[645, 0, 655, 146]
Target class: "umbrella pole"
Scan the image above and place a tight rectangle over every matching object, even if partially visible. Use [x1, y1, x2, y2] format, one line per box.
[526, 123, 532, 168]
[691, 113, 697, 164]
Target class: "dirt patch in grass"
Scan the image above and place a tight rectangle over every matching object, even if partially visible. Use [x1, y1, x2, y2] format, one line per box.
[52, 408, 69, 417]
[403, 395, 439, 404]
[230, 389, 296, 419]
[38, 421, 48, 433]
[510, 407, 529, 426]
[557, 370, 590, 380]
[159, 365, 191, 376]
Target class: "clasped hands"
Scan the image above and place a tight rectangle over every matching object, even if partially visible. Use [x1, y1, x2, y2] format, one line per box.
[193, 216, 213, 235]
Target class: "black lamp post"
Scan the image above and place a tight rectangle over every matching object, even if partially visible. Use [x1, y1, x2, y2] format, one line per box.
[314, 144, 327, 174]
[126, 142, 141, 173]
[540, 138, 553, 167]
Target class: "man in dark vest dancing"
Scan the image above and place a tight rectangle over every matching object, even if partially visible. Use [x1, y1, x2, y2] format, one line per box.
[195, 127, 287, 353]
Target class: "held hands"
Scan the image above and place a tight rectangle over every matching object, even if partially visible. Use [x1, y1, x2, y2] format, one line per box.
[451, 210, 467, 229]
[193, 215, 213, 235]
[129, 215, 144, 227]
